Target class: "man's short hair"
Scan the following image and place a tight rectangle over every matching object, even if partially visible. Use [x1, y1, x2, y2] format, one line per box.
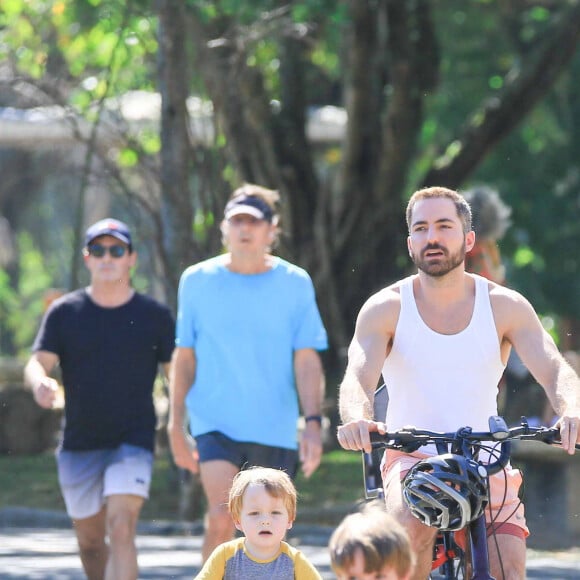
[406, 186, 472, 234]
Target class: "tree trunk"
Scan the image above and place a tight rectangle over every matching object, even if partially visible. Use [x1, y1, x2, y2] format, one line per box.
[157, 0, 196, 305]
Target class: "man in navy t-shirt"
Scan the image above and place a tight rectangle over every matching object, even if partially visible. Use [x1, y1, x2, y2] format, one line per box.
[24, 218, 174, 580]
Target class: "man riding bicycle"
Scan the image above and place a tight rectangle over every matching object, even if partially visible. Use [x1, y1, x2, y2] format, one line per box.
[337, 186, 580, 580]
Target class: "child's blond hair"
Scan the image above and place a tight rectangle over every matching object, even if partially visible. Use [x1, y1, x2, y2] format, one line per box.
[329, 503, 415, 577]
[228, 466, 297, 521]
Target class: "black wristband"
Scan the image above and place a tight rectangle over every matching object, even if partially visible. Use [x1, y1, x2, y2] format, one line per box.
[304, 414, 323, 425]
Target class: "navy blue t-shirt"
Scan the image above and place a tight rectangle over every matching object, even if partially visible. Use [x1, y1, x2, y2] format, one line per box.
[32, 289, 175, 452]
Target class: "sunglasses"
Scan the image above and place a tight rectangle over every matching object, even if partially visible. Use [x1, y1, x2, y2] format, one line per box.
[86, 244, 128, 258]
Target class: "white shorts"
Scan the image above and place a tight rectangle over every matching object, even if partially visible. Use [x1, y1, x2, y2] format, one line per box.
[57, 444, 153, 520]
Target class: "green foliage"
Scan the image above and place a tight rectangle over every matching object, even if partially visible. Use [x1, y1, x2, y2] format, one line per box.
[2, 0, 580, 336]
[17, 234, 52, 297]
[0, 0, 157, 97]
[0, 448, 363, 524]
[193, 209, 215, 244]
[0, 271, 19, 346]
[472, 52, 580, 318]
[0, 452, 64, 512]
[119, 147, 139, 167]
[513, 246, 537, 268]
[295, 449, 363, 511]
[140, 129, 161, 154]
[421, 2, 580, 320]
[0, 233, 53, 357]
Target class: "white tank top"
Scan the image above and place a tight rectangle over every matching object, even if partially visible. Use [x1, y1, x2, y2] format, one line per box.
[381, 274, 504, 447]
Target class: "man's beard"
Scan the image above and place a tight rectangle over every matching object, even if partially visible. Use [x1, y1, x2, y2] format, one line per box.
[411, 241, 466, 277]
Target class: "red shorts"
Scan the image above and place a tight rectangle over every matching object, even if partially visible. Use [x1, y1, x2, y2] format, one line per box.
[381, 450, 529, 539]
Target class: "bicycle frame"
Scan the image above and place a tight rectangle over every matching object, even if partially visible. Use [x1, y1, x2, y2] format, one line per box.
[430, 514, 495, 580]
[432, 529, 464, 579]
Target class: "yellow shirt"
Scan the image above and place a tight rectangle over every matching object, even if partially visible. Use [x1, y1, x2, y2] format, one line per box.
[195, 537, 322, 579]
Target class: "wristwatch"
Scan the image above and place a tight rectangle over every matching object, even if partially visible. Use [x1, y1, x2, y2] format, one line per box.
[304, 414, 323, 425]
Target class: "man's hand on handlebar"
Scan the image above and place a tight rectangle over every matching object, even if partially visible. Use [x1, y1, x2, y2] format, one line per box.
[337, 419, 386, 454]
[555, 410, 580, 455]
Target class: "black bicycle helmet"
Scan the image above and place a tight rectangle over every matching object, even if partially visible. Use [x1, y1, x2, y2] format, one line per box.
[402, 454, 489, 531]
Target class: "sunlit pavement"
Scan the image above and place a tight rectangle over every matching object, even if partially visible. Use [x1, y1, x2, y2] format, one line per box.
[0, 527, 336, 579]
[0, 528, 198, 579]
[0, 510, 579, 579]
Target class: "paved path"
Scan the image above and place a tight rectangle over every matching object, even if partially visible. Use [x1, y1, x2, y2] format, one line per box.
[0, 527, 336, 579]
[0, 509, 579, 579]
[2, 527, 580, 579]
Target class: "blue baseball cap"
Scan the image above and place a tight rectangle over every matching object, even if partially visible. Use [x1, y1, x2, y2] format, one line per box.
[84, 218, 132, 248]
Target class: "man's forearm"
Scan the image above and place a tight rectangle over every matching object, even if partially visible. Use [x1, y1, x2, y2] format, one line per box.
[168, 375, 191, 431]
[167, 349, 195, 430]
[24, 353, 60, 409]
[338, 372, 374, 423]
[549, 360, 580, 415]
[24, 357, 47, 389]
[294, 349, 324, 416]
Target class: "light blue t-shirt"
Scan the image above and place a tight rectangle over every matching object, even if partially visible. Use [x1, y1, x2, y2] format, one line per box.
[176, 255, 328, 449]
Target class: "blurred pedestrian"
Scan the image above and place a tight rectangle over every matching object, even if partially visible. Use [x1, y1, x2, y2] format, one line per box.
[24, 218, 175, 580]
[168, 183, 328, 562]
[463, 185, 511, 284]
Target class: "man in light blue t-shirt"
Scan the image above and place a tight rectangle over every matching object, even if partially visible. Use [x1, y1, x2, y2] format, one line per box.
[168, 183, 328, 563]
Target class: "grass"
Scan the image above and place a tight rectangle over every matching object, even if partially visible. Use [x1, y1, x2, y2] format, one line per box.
[0, 447, 365, 525]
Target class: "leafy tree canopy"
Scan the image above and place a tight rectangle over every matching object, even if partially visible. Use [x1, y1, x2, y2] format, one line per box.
[1, 0, 580, 358]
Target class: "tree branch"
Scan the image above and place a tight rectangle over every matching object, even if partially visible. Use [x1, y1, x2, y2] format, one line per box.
[423, 0, 580, 188]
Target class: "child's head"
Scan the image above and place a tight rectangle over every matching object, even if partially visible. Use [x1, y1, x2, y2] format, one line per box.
[229, 466, 296, 552]
[229, 467, 297, 521]
[329, 504, 414, 580]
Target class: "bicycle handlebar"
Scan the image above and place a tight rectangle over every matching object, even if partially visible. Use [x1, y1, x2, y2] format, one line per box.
[369, 416, 575, 475]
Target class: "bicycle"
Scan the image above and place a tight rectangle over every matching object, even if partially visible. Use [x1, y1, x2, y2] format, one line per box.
[362, 411, 579, 579]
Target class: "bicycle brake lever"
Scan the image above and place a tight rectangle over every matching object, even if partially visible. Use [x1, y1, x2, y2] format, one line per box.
[399, 441, 424, 453]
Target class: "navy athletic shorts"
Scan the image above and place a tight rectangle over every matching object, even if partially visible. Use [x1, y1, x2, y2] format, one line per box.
[195, 431, 299, 478]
